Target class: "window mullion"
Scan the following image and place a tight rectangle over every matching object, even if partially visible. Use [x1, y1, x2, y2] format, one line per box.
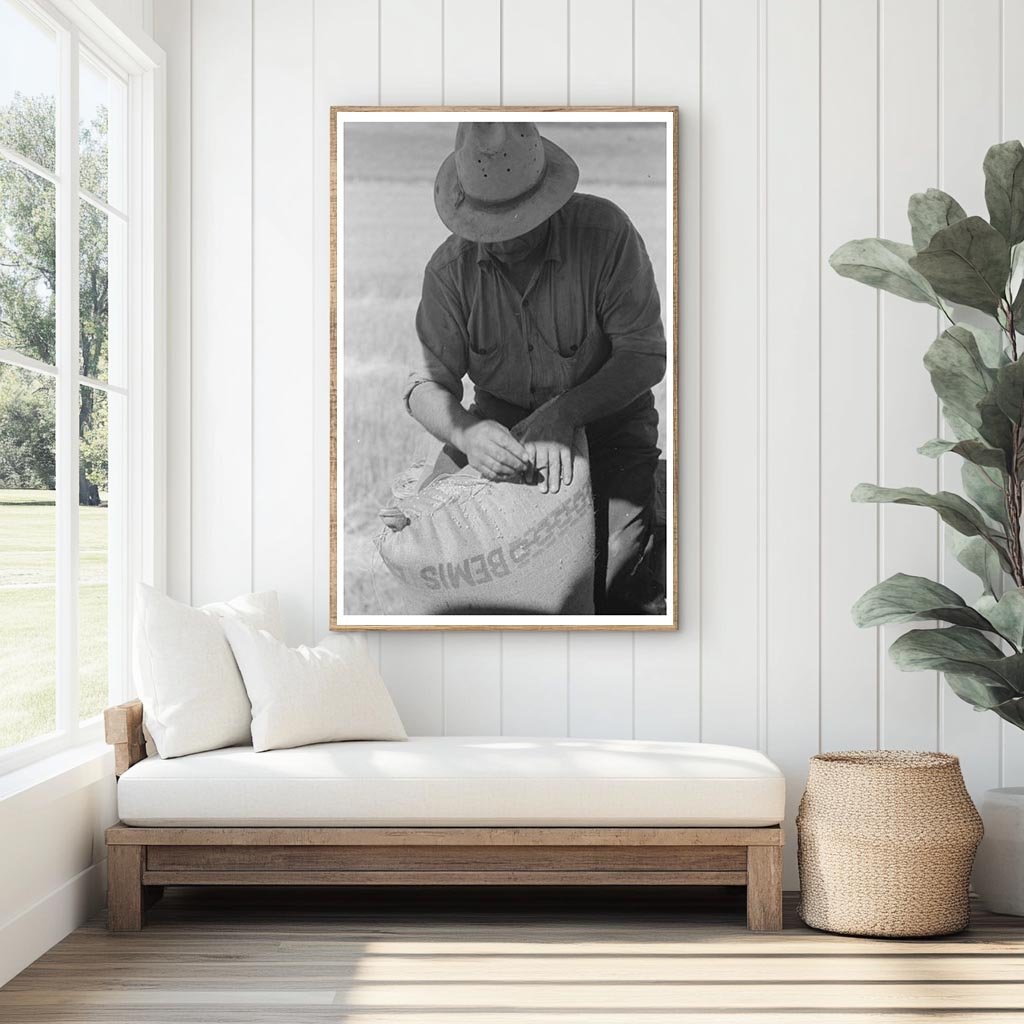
[55, 24, 81, 734]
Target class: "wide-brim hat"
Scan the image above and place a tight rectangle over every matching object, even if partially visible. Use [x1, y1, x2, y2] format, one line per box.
[434, 122, 579, 243]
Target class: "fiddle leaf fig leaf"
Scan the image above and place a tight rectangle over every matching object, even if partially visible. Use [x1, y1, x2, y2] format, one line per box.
[993, 357, 1024, 423]
[962, 461, 1009, 527]
[830, 238, 942, 307]
[942, 407, 983, 442]
[944, 671, 1023, 712]
[890, 624, 1004, 668]
[852, 573, 994, 630]
[978, 392, 1016, 457]
[987, 689, 1024, 728]
[977, 589, 1024, 649]
[950, 532, 1004, 597]
[908, 188, 968, 251]
[851, 483, 1011, 566]
[918, 437, 1008, 471]
[969, 322, 1012, 368]
[1012, 278, 1024, 325]
[1008, 241, 1024, 307]
[909, 217, 1011, 314]
[984, 140, 1024, 246]
[888, 627, 1024, 707]
[923, 325, 997, 427]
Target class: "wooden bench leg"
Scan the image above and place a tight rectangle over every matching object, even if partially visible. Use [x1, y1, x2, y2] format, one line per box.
[107, 845, 145, 932]
[746, 845, 783, 931]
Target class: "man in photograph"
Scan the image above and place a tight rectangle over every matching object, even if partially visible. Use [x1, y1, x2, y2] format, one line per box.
[404, 121, 667, 614]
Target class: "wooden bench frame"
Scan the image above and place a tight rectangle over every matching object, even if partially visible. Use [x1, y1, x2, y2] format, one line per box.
[104, 700, 784, 932]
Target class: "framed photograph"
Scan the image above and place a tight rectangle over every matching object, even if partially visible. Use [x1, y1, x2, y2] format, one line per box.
[330, 107, 678, 631]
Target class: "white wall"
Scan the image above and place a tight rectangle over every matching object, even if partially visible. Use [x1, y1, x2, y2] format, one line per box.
[0, 753, 117, 984]
[154, 0, 1024, 886]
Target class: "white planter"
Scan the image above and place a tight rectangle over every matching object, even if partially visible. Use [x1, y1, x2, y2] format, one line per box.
[973, 787, 1024, 916]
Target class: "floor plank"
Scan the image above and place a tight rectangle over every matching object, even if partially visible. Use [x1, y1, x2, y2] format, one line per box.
[3, 887, 1024, 1021]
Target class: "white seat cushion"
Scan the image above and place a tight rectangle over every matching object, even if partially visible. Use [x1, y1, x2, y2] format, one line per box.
[117, 736, 785, 827]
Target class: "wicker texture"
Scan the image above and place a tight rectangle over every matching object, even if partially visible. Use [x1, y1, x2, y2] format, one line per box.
[797, 750, 983, 937]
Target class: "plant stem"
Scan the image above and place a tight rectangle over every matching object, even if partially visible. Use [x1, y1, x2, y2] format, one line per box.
[1005, 306, 1024, 587]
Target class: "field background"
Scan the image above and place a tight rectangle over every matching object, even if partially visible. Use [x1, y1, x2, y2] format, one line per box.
[0, 490, 107, 749]
[341, 121, 669, 613]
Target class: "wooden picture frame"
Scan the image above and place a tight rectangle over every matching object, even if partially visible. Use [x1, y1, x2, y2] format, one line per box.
[330, 107, 679, 631]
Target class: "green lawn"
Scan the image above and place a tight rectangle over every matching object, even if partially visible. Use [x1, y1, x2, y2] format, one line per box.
[0, 489, 109, 751]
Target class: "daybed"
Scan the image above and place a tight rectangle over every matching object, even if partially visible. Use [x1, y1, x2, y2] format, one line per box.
[104, 699, 786, 932]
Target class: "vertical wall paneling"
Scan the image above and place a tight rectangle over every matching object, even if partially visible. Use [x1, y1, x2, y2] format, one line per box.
[189, 0, 253, 605]
[379, 633, 445, 734]
[938, 0, 1002, 795]
[379, 0, 443, 106]
[632, 0, 701, 742]
[764, 0, 821, 881]
[443, 639, 502, 735]
[568, 633, 635, 738]
[165, 0, 1019, 890]
[1001, 0, 1024, 786]
[442, 0, 500, 106]
[698, 0, 761, 749]
[501, 0, 568, 104]
[563, 0, 635, 738]
[375, 0, 446, 730]
[312, 0, 380, 653]
[818, 0, 879, 753]
[568, 0, 632, 104]
[93, 0, 148, 33]
[153, 0, 190, 604]
[501, 633, 570, 736]
[877, 0, 941, 751]
[252, 0, 316, 646]
[440, 0, 504, 734]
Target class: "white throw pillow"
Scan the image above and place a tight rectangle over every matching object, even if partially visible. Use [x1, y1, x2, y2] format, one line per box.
[133, 584, 283, 758]
[223, 622, 407, 752]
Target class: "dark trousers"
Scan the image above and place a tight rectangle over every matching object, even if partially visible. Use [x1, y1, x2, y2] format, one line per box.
[472, 391, 663, 614]
[587, 409, 662, 613]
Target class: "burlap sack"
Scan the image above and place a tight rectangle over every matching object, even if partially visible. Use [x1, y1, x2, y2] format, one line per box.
[374, 429, 595, 615]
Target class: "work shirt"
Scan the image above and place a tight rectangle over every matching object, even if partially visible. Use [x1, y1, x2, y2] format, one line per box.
[404, 193, 666, 428]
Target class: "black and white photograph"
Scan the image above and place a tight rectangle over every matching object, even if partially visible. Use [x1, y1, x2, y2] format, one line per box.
[331, 109, 678, 630]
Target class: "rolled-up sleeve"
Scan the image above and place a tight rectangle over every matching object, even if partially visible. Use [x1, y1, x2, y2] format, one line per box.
[403, 267, 468, 413]
[597, 218, 667, 358]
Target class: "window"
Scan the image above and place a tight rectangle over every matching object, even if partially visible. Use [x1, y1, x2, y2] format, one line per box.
[0, 0, 161, 771]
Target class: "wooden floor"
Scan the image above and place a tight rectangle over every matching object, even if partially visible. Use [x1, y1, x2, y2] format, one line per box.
[2, 886, 1024, 1022]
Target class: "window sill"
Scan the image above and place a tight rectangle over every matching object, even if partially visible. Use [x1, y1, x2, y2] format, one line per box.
[0, 739, 113, 816]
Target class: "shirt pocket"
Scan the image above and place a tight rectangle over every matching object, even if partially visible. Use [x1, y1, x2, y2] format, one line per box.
[468, 330, 500, 358]
[466, 296, 504, 357]
[559, 324, 609, 385]
[466, 338, 516, 400]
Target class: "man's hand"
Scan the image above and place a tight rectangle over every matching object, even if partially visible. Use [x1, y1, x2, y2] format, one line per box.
[520, 404, 576, 494]
[454, 419, 531, 482]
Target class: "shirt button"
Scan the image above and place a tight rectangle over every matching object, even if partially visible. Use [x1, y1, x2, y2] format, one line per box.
[528, 344, 534, 352]
[522, 299, 529, 308]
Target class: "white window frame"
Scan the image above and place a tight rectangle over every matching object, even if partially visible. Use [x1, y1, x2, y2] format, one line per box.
[0, 0, 164, 775]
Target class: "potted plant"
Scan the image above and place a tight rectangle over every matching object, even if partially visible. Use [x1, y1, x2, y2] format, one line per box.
[832, 140, 1024, 914]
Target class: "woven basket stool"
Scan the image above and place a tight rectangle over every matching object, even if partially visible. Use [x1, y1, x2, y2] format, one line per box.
[797, 751, 983, 937]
